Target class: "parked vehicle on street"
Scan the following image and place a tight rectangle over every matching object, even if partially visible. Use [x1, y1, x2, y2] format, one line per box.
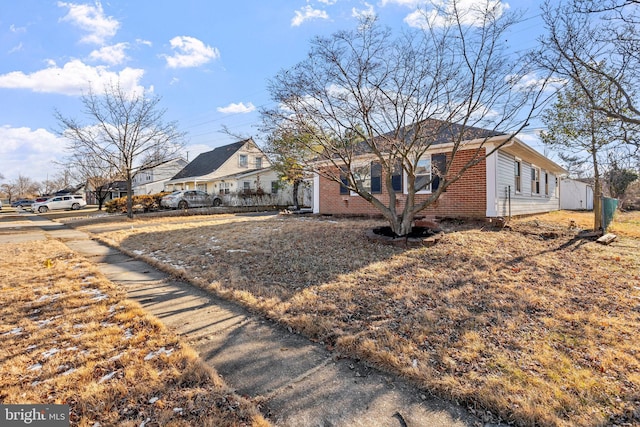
[160, 190, 222, 209]
[32, 195, 87, 213]
[11, 199, 35, 208]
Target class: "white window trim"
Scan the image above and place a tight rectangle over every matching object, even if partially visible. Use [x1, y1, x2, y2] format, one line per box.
[544, 171, 549, 197]
[514, 157, 522, 194]
[405, 156, 433, 195]
[349, 161, 372, 196]
[531, 165, 541, 196]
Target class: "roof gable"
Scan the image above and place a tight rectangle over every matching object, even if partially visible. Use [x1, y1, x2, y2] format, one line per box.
[171, 139, 250, 180]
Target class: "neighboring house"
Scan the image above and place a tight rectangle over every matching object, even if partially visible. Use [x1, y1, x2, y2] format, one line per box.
[312, 124, 567, 219]
[85, 180, 128, 204]
[560, 178, 594, 210]
[132, 158, 188, 195]
[54, 184, 86, 196]
[164, 138, 275, 196]
[214, 168, 295, 206]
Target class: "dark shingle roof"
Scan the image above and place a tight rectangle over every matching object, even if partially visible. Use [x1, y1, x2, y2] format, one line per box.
[96, 181, 127, 191]
[339, 119, 505, 157]
[406, 119, 505, 144]
[171, 139, 249, 180]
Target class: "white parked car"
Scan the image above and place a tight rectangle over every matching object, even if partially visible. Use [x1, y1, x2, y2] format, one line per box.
[33, 194, 87, 213]
[160, 190, 222, 209]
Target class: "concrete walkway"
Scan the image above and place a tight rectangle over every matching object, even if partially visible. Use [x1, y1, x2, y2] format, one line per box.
[2, 213, 487, 427]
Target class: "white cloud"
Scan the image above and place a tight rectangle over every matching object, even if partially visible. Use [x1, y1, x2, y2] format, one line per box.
[58, 1, 120, 45]
[509, 72, 565, 93]
[163, 36, 220, 69]
[352, 2, 376, 19]
[10, 24, 27, 33]
[0, 125, 68, 182]
[0, 59, 145, 96]
[136, 39, 152, 47]
[380, 0, 422, 7]
[291, 6, 329, 27]
[9, 43, 24, 54]
[317, 0, 338, 4]
[89, 42, 129, 65]
[403, 0, 510, 28]
[217, 102, 256, 114]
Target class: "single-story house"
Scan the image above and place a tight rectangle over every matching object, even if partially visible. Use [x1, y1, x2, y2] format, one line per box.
[164, 138, 273, 195]
[132, 158, 188, 195]
[560, 178, 594, 210]
[311, 124, 568, 219]
[85, 180, 127, 204]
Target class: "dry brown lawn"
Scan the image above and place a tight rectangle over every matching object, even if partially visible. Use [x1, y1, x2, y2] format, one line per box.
[74, 211, 640, 427]
[0, 239, 269, 427]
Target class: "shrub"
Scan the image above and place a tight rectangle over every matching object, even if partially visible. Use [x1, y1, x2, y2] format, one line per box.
[105, 192, 171, 213]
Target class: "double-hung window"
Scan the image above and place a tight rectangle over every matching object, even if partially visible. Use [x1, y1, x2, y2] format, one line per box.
[219, 182, 231, 194]
[415, 153, 446, 193]
[255, 156, 263, 169]
[239, 154, 248, 167]
[348, 161, 383, 195]
[545, 172, 549, 196]
[415, 157, 432, 193]
[352, 161, 383, 194]
[514, 160, 522, 193]
[352, 163, 372, 193]
[531, 166, 540, 195]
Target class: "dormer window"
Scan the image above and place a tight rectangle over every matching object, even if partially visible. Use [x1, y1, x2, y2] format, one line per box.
[239, 154, 248, 167]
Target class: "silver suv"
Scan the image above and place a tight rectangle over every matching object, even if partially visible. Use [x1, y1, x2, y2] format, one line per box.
[160, 190, 222, 209]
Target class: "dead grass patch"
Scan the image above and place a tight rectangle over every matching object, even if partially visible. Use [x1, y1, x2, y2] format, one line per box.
[77, 211, 640, 427]
[0, 240, 269, 427]
[514, 209, 640, 238]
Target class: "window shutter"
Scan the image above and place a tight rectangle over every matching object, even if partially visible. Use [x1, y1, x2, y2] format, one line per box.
[431, 153, 446, 191]
[339, 173, 349, 195]
[392, 160, 403, 192]
[371, 162, 382, 193]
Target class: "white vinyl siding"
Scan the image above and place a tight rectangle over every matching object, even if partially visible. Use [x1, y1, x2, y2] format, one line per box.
[496, 150, 560, 217]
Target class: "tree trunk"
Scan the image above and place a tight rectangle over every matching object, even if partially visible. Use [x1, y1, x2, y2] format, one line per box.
[292, 180, 300, 210]
[591, 135, 602, 231]
[126, 176, 134, 219]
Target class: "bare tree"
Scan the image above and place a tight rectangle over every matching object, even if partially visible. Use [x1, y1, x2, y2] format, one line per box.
[261, 4, 553, 236]
[1, 175, 40, 202]
[0, 183, 16, 202]
[538, 0, 640, 128]
[70, 150, 120, 210]
[55, 81, 185, 218]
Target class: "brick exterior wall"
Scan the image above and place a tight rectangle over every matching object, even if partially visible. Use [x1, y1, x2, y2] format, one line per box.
[318, 149, 487, 218]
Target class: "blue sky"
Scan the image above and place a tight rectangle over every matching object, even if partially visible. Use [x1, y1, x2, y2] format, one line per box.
[0, 0, 546, 184]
